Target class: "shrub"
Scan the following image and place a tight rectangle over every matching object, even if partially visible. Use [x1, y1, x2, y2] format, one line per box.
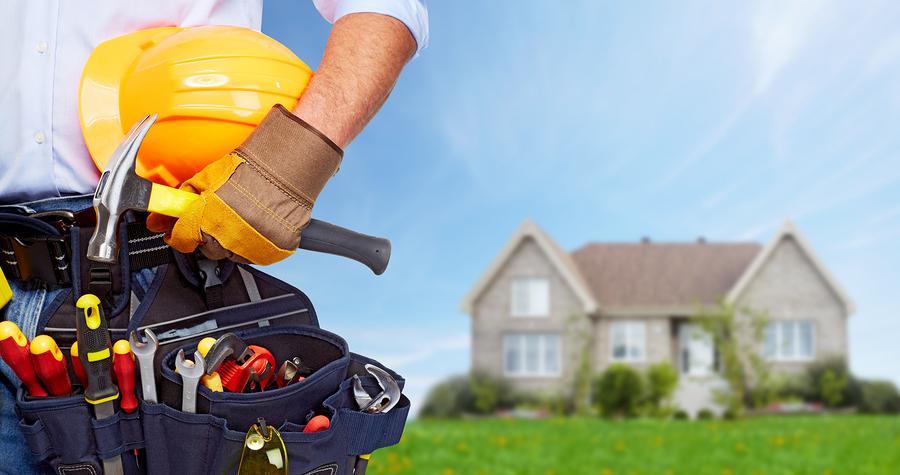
[697, 408, 715, 420]
[419, 372, 518, 418]
[594, 364, 644, 418]
[820, 369, 848, 408]
[859, 380, 900, 414]
[419, 375, 472, 418]
[722, 407, 738, 420]
[645, 362, 679, 415]
[804, 357, 853, 407]
[672, 409, 689, 420]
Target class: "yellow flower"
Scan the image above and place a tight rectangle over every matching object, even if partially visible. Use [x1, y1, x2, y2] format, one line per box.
[721, 469, 734, 475]
[600, 469, 614, 475]
[734, 442, 747, 453]
[614, 440, 627, 453]
[442, 469, 456, 475]
[771, 435, 786, 448]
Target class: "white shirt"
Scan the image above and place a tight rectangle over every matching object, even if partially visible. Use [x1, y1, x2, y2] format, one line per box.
[0, 0, 428, 203]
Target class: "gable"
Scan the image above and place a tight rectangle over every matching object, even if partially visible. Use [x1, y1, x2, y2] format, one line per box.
[727, 222, 854, 314]
[460, 219, 597, 314]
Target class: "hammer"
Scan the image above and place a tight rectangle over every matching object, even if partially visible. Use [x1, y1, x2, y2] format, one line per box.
[86, 114, 391, 275]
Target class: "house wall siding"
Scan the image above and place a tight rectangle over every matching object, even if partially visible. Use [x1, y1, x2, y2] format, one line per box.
[471, 237, 591, 395]
[735, 236, 848, 374]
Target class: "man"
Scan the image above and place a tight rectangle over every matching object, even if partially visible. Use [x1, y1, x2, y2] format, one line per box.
[0, 0, 427, 471]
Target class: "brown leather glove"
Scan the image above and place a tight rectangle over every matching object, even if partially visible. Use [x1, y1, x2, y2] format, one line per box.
[147, 105, 342, 264]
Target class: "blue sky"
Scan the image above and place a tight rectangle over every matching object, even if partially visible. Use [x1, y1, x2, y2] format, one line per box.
[261, 1, 900, 409]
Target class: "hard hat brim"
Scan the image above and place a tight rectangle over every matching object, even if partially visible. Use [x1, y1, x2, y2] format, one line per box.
[79, 27, 182, 172]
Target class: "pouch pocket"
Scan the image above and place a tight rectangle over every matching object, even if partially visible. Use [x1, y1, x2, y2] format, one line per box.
[158, 325, 350, 429]
[15, 388, 143, 474]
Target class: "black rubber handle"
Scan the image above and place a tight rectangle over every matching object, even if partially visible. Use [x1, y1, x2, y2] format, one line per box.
[299, 219, 391, 275]
[75, 296, 119, 404]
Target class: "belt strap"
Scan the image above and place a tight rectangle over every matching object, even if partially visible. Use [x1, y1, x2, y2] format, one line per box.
[1, 216, 174, 287]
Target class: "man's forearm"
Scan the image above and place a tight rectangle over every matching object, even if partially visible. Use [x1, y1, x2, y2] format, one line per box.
[293, 13, 417, 149]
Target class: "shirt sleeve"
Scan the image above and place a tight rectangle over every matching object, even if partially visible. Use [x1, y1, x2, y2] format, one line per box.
[312, 0, 429, 54]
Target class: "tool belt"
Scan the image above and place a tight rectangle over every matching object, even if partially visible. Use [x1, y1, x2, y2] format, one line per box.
[3, 208, 409, 474]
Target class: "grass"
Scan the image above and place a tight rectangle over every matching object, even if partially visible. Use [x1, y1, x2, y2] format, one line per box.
[366, 415, 900, 475]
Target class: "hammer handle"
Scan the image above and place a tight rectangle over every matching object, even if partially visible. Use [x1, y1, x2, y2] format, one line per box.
[148, 184, 391, 274]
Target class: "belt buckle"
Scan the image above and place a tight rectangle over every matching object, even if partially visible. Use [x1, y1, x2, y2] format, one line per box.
[31, 210, 76, 233]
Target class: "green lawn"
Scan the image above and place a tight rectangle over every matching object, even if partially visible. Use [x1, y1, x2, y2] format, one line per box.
[367, 416, 900, 475]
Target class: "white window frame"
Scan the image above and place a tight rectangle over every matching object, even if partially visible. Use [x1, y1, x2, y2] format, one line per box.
[610, 321, 647, 363]
[510, 277, 550, 318]
[503, 333, 562, 377]
[764, 320, 816, 362]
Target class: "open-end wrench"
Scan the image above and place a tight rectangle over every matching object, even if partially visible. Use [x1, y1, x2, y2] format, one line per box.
[129, 328, 159, 403]
[175, 349, 205, 413]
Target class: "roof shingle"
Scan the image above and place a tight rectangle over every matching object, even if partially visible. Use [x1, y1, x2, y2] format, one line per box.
[570, 242, 761, 308]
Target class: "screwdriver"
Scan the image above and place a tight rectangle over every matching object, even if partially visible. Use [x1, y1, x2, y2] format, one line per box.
[0, 321, 48, 397]
[70, 341, 88, 387]
[112, 340, 138, 413]
[30, 335, 72, 396]
[75, 294, 124, 475]
[197, 337, 224, 392]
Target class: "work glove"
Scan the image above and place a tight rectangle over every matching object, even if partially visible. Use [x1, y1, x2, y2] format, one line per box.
[146, 105, 342, 265]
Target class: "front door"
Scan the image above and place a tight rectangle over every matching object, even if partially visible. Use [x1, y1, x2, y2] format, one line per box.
[680, 324, 714, 377]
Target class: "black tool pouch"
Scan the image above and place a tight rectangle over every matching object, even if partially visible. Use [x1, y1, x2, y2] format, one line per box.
[12, 217, 408, 474]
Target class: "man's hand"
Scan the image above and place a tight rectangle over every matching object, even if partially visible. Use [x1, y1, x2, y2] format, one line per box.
[148, 13, 417, 264]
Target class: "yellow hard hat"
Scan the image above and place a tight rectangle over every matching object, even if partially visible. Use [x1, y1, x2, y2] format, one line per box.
[79, 26, 313, 187]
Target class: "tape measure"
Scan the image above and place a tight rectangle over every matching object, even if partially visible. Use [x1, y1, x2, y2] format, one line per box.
[0, 267, 11, 308]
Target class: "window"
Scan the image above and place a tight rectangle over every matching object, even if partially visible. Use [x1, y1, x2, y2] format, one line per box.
[764, 321, 815, 361]
[610, 321, 646, 362]
[511, 278, 550, 317]
[503, 334, 561, 377]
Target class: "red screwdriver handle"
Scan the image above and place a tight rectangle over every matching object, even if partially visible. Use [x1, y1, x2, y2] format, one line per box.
[70, 341, 89, 388]
[113, 340, 138, 413]
[30, 335, 73, 396]
[0, 321, 48, 397]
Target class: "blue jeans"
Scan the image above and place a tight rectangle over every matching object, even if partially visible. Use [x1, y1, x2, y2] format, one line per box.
[0, 195, 155, 473]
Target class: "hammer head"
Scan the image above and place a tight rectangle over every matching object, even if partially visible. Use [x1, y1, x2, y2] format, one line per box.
[87, 114, 158, 263]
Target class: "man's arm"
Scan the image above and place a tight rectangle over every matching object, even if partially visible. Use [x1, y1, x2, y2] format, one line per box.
[293, 13, 417, 149]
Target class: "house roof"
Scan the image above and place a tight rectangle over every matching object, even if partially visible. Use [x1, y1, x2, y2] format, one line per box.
[726, 220, 856, 314]
[461, 219, 854, 317]
[459, 219, 599, 314]
[571, 241, 761, 310]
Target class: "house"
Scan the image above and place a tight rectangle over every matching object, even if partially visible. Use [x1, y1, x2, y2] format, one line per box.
[460, 219, 854, 414]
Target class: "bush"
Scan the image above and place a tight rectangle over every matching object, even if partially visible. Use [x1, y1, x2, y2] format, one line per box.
[594, 364, 644, 418]
[697, 408, 715, 420]
[722, 408, 738, 420]
[645, 362, 679, 415]
[804, 357, 853, 407]
[672, 409, 689, 420]
[419, 372, 518, 418]
[419, 375, 472, 418]
[859, 380, 900, 414]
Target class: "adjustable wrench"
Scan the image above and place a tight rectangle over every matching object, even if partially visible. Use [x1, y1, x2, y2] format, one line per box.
[349, 365, 401, 475]
[129, 328, 159, 403]
[175, 349, 205, 413]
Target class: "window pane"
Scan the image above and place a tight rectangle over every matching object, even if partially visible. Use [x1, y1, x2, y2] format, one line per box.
[612, 323, 627, 360]
[529, 279, 549, 316]
[799, 322, 814, 358]
[781, 322, 795, 358]
[629, 323, 646, 360]
[544, 335, 560, 374]
[764, 324, 776, 358]
[504, 335, 521, 374]
[525, 334, 540, 373]
[511, 280, 528, 316]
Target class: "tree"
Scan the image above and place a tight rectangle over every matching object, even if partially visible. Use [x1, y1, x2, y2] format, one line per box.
[692, 299, 771, 417]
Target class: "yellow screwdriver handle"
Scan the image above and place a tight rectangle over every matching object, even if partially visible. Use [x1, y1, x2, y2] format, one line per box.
[147, 183, 199, 217]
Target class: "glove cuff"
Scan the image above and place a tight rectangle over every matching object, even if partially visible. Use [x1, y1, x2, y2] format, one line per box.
[234, 104, 343, 207]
